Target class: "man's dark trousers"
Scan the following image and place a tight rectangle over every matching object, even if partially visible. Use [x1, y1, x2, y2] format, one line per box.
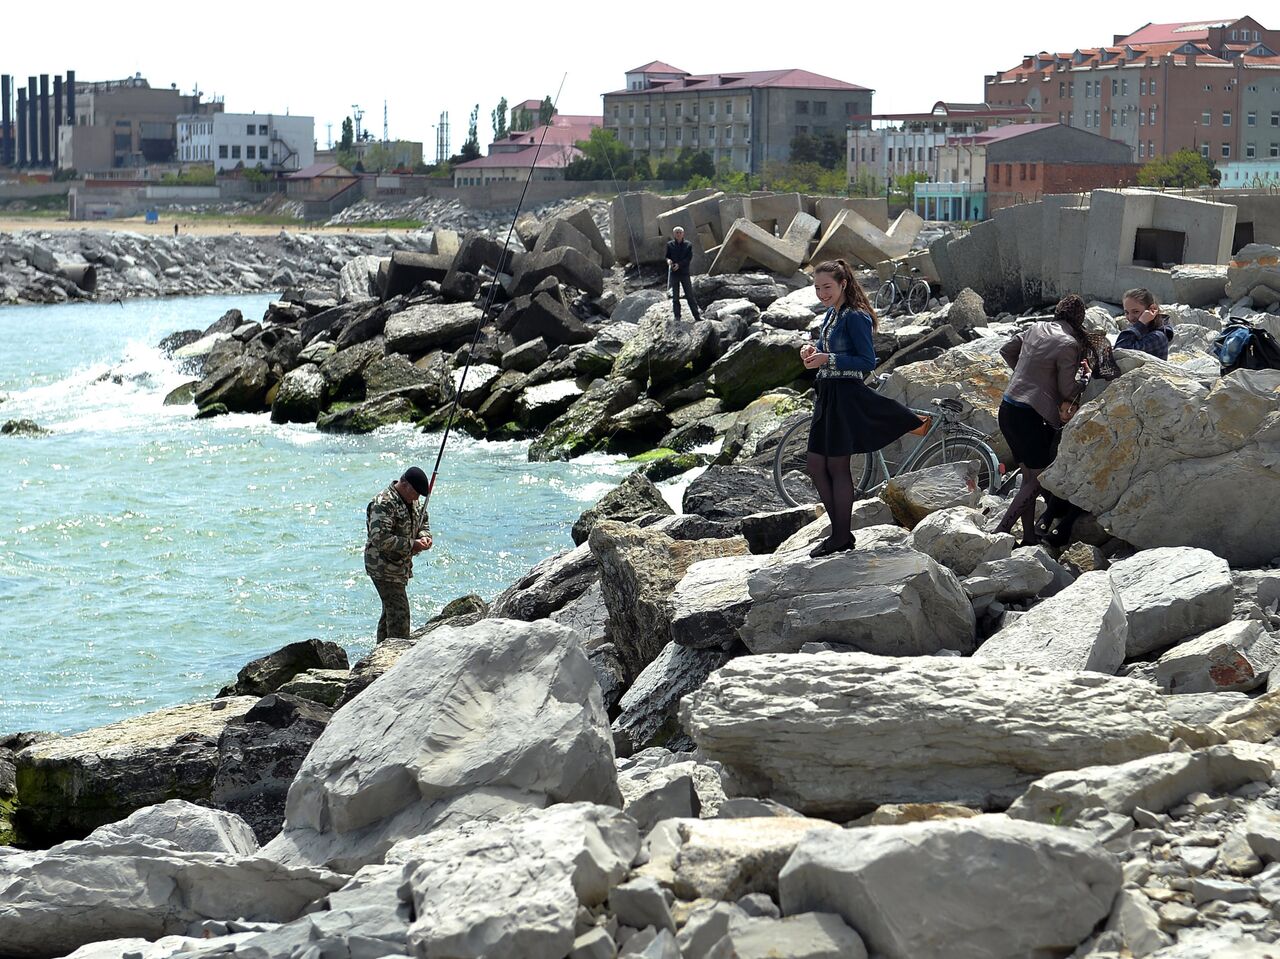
[669, 270, 700, 321]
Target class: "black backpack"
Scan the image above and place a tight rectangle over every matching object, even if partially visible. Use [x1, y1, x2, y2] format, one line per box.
[1215, 321, 1280, 375]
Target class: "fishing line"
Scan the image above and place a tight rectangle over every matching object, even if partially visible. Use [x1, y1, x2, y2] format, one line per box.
[424, 73, 568, 504]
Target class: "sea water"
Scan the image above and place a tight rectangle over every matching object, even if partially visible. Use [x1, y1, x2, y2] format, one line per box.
[0, 294, 649, 734]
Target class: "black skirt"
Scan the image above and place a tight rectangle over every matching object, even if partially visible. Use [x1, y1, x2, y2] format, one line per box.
[998, 399, 1060, 470]
[808, 378, 922, 456]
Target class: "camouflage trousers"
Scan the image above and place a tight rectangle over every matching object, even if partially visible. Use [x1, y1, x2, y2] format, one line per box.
[370, 577, 411, 642]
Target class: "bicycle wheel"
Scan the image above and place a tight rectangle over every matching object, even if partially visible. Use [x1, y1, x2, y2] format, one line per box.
[906, 279, 931, 316]
[772, 416, 875, 508]
[911, 435, 1001, 494]
[873, 280, 897, 313]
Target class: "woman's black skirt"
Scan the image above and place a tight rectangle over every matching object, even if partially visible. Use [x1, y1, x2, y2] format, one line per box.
[808, 378, 922, 456]
[998, 399, 1060, 470]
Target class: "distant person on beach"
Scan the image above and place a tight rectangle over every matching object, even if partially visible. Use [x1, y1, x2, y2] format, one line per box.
[1115, 287, 1174, 360]
[174, 223, 179, 237]
[364, 466, 432, 641]
[666, 226, 701, 322]
[800, 258, 926, 557]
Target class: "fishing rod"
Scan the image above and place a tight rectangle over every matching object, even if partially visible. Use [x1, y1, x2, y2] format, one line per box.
[424, 74, 568, 505]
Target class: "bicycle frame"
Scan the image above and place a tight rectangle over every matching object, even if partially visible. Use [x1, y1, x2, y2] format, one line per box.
[858, 408, 999, 492]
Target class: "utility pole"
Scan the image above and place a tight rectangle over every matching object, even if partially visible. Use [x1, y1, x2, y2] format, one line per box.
[383, 99, 388, 144]
[437, 111, 450, 164]
[326, 122, 332, 149]
[351, 104, 364, 142]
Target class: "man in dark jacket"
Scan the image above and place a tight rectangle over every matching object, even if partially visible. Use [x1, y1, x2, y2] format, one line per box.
[666, 226, 701, 321]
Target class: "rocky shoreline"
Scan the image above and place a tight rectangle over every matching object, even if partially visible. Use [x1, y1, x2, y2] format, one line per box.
[5, 199, 1280, 958]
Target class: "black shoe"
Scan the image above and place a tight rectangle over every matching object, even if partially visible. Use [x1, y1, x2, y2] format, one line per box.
[810, 536, 855, 558]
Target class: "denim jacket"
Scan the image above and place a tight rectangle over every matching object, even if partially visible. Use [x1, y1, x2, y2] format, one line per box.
[816, 306, 877, 380]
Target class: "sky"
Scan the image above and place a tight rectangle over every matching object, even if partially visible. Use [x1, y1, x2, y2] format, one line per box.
[1, 2, 1253, 156]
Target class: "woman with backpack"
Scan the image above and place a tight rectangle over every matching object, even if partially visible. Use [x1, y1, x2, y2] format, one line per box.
[994, 294, 1091, 546]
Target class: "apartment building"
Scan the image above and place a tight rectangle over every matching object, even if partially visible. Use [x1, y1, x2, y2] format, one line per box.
[602, 61, 872, 174]
[985, 17, 1280, 165]
[846, 102, 1042, 186]
[177, 112, 314, 173]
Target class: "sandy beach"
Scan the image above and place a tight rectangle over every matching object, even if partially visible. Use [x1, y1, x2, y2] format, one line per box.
[0, 215, 419, 236]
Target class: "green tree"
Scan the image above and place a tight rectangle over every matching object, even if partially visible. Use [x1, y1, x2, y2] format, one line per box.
[893, 171, 929, 203]
[491, 97, 508, 140]
[339, 117, 354, 152]
[849, 169, 881, 197]
[539, 96, 555, 126]
[790, 132, 844, 169]
[461, 104, 481, 161]
[1137, 148, 1215, 189]
[564, 126, 631, 180]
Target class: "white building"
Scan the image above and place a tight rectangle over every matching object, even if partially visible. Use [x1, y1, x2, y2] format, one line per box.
[1218, 157, 1280, 188]
[177, 112, 314, 172]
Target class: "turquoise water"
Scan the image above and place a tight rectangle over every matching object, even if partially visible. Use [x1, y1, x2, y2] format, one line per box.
[0, 294, 640, 735]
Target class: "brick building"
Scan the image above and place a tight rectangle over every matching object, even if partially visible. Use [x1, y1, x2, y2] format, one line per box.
[985, 17, 1280, 165]
[602, 61, 872, 174]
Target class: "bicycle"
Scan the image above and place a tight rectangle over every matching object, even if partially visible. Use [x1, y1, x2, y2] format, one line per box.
[873, 265, 932, 317]
[772, 394, 1006, 508]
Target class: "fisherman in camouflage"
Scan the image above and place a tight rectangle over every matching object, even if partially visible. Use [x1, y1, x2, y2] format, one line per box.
[364, 466, 432, 641]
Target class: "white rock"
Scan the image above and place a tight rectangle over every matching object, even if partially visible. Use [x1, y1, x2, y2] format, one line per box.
[775, 499, 896, 554]
[391, 803, 638, 959]
[972, 570, 1127, 673]
[1007, 742, 1274, 826]
[1153, 620, 1278, 693]
[962, 545, 1063, 602]
[881, 460, 980, 528]
[1104, 889, 1171, 957]
[706, 912, 867, 959]
[669, 554, 769, 651]
[85, 799, 257, 856]
[739, 543, 976, 656]
[908, 506, 1014, 576]
[682, 653, 1174, 816]
[264, 619, 619, 872]
[1107, 547, 1235, 657]
[778, 815, 1121, 959]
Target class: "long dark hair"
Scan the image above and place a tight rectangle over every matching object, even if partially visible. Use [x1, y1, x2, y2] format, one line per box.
[814, 258, 879, 332]
[1054, 294, 1089, 352]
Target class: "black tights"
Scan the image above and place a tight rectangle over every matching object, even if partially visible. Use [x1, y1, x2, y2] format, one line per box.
[996, 465, 1043, 544]
[807, 453, 855, 546]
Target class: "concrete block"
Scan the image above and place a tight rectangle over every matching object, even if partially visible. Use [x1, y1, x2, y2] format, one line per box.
[886, 209, 924, 248]
[941, 220, 1001, 309]
[1038, 195, 1087, 302]
[429, 229, 461, 258]
[534, 218, 602, 267]
[1171, 264, 1229, 306]
[744, 193, 804, 235]
[612, 192, 678, 265]
[929, 235, 960, 296]
[816, 197, 890, 233]
[718, 196, 748, 240]
[657, 192, 726, 235]
[809, 208, 911, 270]
[876, 250, 939, 285]
[559, 203, 615, 268]
[783, 211, 821, 264]
[1057, 206, 1090, 296]
[709, 218, 804, 276]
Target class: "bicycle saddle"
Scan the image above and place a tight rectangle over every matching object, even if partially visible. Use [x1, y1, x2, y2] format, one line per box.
[931, 397, 964, 413]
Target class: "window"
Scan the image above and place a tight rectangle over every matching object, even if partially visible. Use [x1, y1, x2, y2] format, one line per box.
[1150, 79, 1157, 95]
[813, 101, 826, 116]
[887, 147, 894, 162]
[708, 125, 715, 141]
[1148, 140, 1153, 156]
[246, 145, 255, 159]
[1138, 142, 1145, 158]
[1246, 142, 1256, 157]
[1068, 111, 1074, 125]
[1059, 112, 1065, 123]
[1121, 111, 1127, 126]
[1139, 112, 1145, 126]
[1121, 78, 1129, 95]
[612, 105, 619, 119]
[725, 100, 732, 115]
[1019, 163, 1027, 180]
[1273, 111, 1280, 126]
[675, 127, 682, 143]
[1029, 163, 1036, 180]
[643, 104, 650, 118]
[674, 103, 682, 118]
[1059, 81, 1066, 97]
[259, 124, 268, 135]
[1111, 110, 1117, 125]
[860, 147, 866, 161]
[231, 145, 241, 158]
[1069, 81, 1075, 96]
[796, 100, 809, 114]
[1248, 111, 1258, 126]
[1202, 110, 1212, 126]
[1111, 78, 1118, 95]
[1201, 143, 1210, 158]
[1223, 111, 1232, 126]
[707, 101, 715, 116]
[1222, 142, 1231, 158]
[795, 125, 807, 135]
[1271, 142, 1279, 157]
[1149, 106, 1156, 124]
[1140, 79, 1147, 95]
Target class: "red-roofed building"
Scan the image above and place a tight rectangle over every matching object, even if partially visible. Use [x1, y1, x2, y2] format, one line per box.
[984, 16, 1280, 166]
[452, 112, 602, 186]
[602, 63, 873, 173]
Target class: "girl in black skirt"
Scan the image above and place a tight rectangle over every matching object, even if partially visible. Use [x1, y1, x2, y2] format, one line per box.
[801, 259, 924, 557]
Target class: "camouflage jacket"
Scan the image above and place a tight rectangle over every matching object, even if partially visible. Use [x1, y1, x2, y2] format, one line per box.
[364, 484, 429, 583]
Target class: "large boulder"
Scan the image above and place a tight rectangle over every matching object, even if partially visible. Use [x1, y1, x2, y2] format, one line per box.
[907, 506, 1013, 576]
[611, 302, 714, 388]
[682, 653, 1175, 817]
[217, 638, 349, 697]
[707, 330, 807, 410]
[1106, 546, 1235, 657]
[489, 541, 597, 621]
[1042, 367, 1280, 566]
[572, 471, 674, 545]
[193, 354, 272, 413]
[337, 254, 383, 302]
[611, 641, 732, 757]
[528, 376, 643, 462]
[670, 553, 770, 651]
[779, 815, 1121, 959]
[384, 302, 483, 354]
[1226, 243, 1280, 303]
[0, 831, 342, 959]
[973, 570, 1127, 673]
[13, 698, 256, 845]
[211, 693, 333, 844]
[881, 460, 980, 528]
[84, 799, 259, 856]
[682, 465, 784, 532]
[1149, 621, 1277, 694]
[262, 619, 619, 871]
[588, 520, 748, 683]
[392, 803, 638, 959]
[740, 544, 976, 656]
